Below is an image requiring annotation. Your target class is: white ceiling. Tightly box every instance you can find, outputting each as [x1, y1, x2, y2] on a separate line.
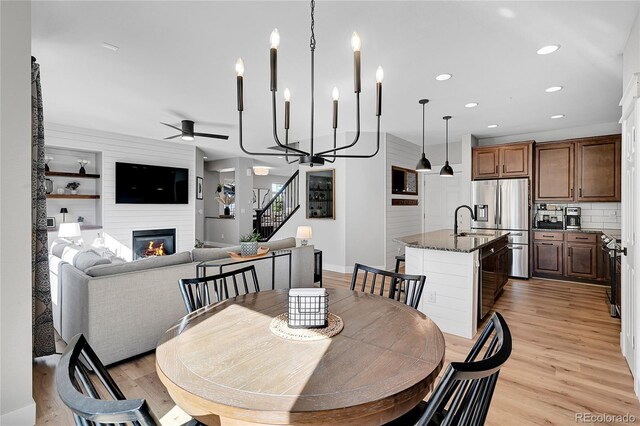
[32, 1, 639, 169]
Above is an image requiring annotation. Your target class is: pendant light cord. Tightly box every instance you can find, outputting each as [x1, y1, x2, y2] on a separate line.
[309, 0, 316, 156]
[422, 103, 425, 153]
[445, 117, 449, 161]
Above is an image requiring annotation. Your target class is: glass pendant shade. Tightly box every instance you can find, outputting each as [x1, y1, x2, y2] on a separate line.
[440, 161, 454, 177]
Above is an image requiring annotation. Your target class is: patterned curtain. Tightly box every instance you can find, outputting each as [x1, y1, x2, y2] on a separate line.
[32, 59, 55, 357]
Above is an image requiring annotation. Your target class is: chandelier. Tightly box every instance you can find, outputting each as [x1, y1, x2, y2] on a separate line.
[235, 0, 384, 167]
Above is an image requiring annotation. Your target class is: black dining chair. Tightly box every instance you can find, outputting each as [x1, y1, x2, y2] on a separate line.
[386, 312, 513, 426]
[394, 254, 405, 273]
[350, 263, 426, 309]
[56, 333, 159, 425]
[179, 265, 260, 314]
[57, 334, 203, 426]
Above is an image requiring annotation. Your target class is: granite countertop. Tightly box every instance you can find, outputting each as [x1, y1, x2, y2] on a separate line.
[394, 229, 510, 253]
[532, 227, 621, 236]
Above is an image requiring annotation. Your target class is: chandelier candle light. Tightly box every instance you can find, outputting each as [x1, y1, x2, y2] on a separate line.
[235, 0, 384, 166]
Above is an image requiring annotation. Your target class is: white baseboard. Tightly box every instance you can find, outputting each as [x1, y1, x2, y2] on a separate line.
[1, 400, 36, 426]
[323, 264, 388, 274]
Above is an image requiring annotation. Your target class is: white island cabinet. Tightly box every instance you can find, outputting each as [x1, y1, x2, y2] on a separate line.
[395, 229, 510, 339]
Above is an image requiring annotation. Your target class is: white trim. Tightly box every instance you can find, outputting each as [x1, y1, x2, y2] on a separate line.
[620, 73, 640, 122]
[323, 263, 349, 273]
[0, 401, 36, 426]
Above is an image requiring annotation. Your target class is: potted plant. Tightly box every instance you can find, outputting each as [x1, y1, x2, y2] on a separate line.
[66, 181, 80, 195]
[239, 229, 261, 256]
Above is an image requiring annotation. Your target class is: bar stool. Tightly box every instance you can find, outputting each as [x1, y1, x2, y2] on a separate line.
[394, 254, 405, 273]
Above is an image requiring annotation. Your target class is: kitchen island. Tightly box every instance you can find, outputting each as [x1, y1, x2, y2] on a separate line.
[394, 229, 510, 338]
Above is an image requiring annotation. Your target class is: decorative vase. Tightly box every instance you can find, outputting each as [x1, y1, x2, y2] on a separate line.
[78, 166, 86, 175]
[240, 241, 258, 257]
[45, 178, 53, 194]
[71, 190, 78, 195]
[224, 206, 231, 216]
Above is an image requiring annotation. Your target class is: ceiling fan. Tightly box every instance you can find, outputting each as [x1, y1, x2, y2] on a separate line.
[161, 120, 229, 141]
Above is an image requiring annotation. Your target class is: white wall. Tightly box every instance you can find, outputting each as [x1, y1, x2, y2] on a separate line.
[0, 1, 36, 424]
[45, 124, 196, 260]
[478, 122, 621, 146]
[623, 9, 640, 90]
[385, 133, 422, 269]
[195, 148, 205, 241]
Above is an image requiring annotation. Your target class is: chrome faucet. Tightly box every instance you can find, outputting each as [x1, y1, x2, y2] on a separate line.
[454, 205, 476, 236]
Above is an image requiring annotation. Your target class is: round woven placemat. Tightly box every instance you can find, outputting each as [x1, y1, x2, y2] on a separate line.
[269, 313, 344, 341]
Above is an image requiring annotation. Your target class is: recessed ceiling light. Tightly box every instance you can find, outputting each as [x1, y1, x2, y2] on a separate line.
[465, 102, 478, 108]
[277, 156, 283, 159]
[545, 86, 563, 93]
[203, 156, 208, 159]
[101, 42, 120, 52]
[551, 114, 565, 119]
[435, 73, 452, 81]
[537, 45, 560, 55]
[487, 124, 499, 128]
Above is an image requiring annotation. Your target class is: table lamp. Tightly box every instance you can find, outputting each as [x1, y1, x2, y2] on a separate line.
[58, 222, 82, 243]
[296, 226, 313, 246]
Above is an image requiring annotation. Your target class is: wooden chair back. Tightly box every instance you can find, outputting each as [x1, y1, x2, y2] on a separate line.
[350, 263, 426, 309]
[179, 265, 260, 314]
[56, 334, 159, 425]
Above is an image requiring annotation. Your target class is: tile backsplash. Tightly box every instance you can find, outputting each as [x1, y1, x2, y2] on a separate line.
[534, 202, 621, 230]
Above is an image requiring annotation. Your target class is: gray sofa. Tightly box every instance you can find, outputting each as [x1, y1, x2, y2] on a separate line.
[49, 237, 314, 365]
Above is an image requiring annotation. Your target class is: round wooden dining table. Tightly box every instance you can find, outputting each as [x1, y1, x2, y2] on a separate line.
[156, 288, 445, 425]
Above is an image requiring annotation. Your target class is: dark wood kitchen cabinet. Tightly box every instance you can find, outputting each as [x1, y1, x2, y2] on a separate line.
[566, 242, 597, 279]
[472, 141, 533, 180]
[535, 142, 574, 201]
[534, 135, 621, 202]
[575, 136, 621, 202]
[533, 241, 564, 276]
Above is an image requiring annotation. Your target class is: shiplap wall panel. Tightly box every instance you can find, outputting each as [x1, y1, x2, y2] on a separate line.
[385, 134, 422, 269]
[45, 124, 195, 260]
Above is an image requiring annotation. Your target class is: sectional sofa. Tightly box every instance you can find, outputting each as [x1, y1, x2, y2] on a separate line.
[49, 237, 314, 365]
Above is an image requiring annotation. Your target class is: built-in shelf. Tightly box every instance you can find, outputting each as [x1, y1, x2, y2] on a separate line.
[47, 225, 103, 232]
[47, 194, 100, 199]
[46, 171, 100, 179]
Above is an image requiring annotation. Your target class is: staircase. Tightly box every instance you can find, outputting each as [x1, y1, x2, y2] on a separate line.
[254, 171, 300, 241]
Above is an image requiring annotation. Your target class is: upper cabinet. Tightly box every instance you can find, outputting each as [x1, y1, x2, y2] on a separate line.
[534, 135, 621, 202]
[575, 136, 621, 202]
[472, 141, 533, 180]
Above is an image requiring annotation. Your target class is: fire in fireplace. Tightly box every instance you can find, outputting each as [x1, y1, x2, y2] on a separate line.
[132, 229, 176, 260]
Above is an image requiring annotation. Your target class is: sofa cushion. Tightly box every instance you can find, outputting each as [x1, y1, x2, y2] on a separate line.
[192, 246, 238, 262]
[60, 245, 91, 265]
[85, 251, 193, 277]
[50, 238, 74, 258]
[262, 237, 296, 251]
[74, 250, 111, 272]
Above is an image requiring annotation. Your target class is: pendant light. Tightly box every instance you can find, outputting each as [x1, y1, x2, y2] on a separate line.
[440, 115, 454, 177]
[416, 99, 432, 171]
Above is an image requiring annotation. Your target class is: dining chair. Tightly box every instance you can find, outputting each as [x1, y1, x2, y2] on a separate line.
[394, 254, 405, 273]
[386, 312, 512, 426]
[57, 334, 203, 426]
[56, 333, 159, 425]
[350, 263, 425, 309]
[179, 265, 260, 314]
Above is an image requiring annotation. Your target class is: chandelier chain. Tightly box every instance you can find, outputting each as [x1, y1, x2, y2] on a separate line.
[310, 0, 316, 51]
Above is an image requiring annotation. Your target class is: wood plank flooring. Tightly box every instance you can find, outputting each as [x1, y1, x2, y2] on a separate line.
[33, 274, 639, 425]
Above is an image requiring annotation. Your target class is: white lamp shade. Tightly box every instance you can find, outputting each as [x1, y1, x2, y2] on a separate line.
[253, 166, 269, 176]
[58, 222, 82, 239]
[296, 226, 313, 240]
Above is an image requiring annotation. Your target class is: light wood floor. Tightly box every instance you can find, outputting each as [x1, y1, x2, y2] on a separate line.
[34, 273, 639, 425]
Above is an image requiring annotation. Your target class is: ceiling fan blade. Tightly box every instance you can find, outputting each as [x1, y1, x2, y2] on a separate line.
[194, 132, 230, 140]
[164, 134, 181, 140]
[160, 122, 184, 133]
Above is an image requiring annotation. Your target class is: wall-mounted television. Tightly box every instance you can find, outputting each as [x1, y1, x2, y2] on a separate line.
[115, 162, 188, 204]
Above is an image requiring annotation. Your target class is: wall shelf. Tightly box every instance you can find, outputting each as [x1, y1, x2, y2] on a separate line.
[46, 171, 100, 179]
[47, 194, 100, 199]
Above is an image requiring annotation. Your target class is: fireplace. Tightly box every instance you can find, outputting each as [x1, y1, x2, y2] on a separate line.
[132, 229, 176, 260]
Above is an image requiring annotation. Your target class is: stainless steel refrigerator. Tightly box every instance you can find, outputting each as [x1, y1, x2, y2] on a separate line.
[472, 178, 530, 278]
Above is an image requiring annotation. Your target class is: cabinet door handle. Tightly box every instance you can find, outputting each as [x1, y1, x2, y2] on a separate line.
[576, 237, 589, 240]
[568, 247, 573, 256]
[503, 164, 506, 173]
[495, 165, 499, 174]
[579, 188, 582, 197]
[570, 188, 574, 197]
